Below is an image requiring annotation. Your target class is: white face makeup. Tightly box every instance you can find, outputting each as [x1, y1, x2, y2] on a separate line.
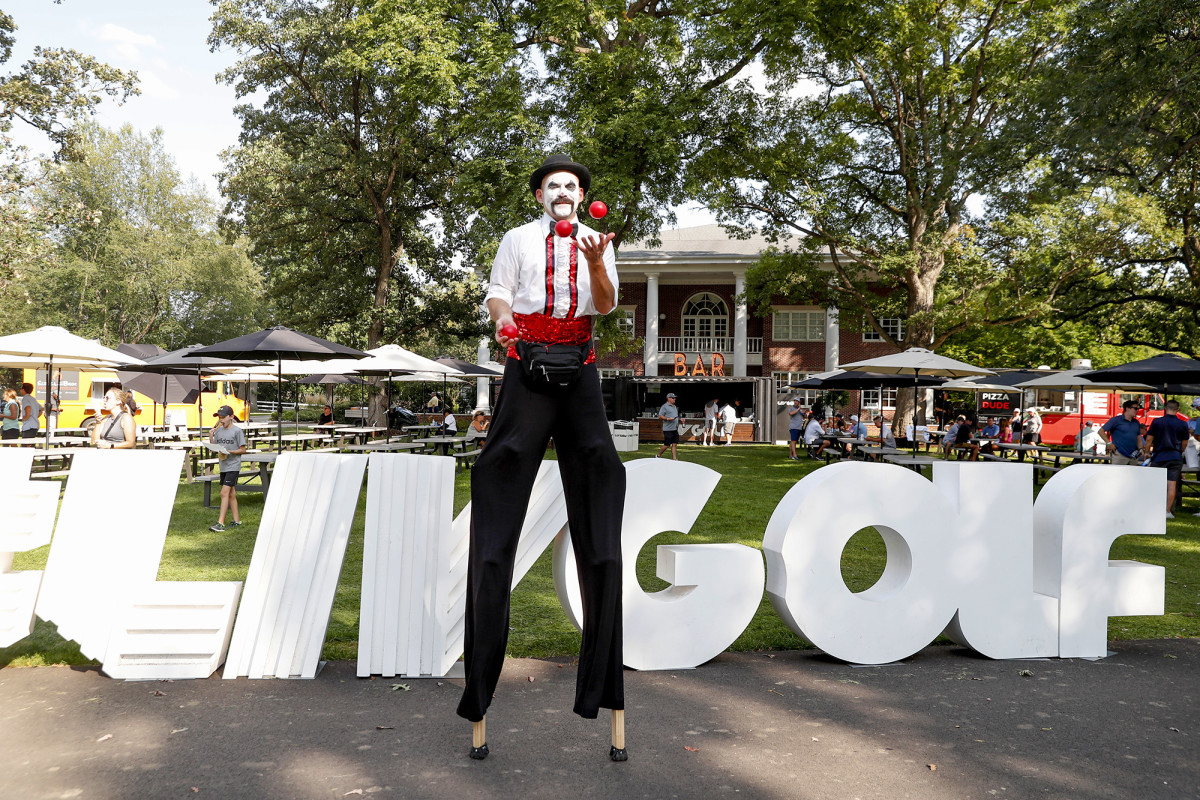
[537, 171, 583, 221]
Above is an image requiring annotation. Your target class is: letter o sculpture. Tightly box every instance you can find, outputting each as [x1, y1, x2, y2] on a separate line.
[763, 461, 958, 664]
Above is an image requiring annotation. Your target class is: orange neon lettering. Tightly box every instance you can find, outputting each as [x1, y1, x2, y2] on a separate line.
[711, 353, 725, 377]
[674, 353, 687, 376]
[692, 356, 708, 377]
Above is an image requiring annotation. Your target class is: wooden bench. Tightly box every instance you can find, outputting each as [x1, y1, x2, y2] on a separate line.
[29, 469, 70, 480]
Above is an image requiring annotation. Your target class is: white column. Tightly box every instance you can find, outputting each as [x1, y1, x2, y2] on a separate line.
[476, 338, 491, 412]
[824, 307, 840, 371]
[733, 271, 747, 377]
[644, 273, 660, 377]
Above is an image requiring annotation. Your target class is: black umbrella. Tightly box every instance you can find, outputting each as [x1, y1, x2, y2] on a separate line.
[1081, 354, 1200, 388]
[191, 326, 368, 450]
[298, 373, 365, 418]
[122, 345, 266, 431]
[432, 355, 502, 378]
[790, 371, 946, 435]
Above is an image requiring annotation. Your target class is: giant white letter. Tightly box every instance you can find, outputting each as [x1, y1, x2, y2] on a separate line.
[763, 461, 958, 664]
[1033, 465, 1165, 658]
[936, 462, 1059, 658]
[554, 460, 765, 670]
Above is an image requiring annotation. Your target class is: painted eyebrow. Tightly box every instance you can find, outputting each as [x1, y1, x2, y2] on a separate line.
[546, 179, 577, 189]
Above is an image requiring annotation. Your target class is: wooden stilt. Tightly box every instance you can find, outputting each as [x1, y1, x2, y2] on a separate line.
[469, 717, 488, 760]
[609, 709, 628, 761]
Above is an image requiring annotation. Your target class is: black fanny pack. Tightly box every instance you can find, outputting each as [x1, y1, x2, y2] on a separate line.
[516, 340, 592, 387]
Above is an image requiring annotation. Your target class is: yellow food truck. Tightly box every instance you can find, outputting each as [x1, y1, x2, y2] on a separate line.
[24, 367, 248, 434]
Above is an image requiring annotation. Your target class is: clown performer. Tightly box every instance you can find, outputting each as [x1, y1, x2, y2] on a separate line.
[457, 154, 627, 762]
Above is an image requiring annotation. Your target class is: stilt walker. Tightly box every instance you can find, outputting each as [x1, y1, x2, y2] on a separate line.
[458, 154, 627, 762]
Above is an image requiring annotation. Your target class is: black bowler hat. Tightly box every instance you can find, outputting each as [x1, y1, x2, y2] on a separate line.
[529, 153, 591, 197]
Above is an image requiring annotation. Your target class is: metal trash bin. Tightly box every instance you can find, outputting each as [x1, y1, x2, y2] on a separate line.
[610, 420, 638, 452]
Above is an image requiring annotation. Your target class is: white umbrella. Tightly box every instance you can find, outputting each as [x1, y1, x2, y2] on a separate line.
[839, 347, 993, 454]
[312, 345, 463, 430]
[0, 326, 145, 367]
[0, 326, 145, 446]
[388, 372, 465, 384]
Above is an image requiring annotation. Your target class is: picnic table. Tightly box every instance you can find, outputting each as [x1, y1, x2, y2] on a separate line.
[882, 453, 941, 473]
[154, 440, 211, 482]
[337, 426, 389, 445]
[413, 435, 469, 455]
[269, 433, 332, 451]
[996, 442, 1051, 462]
[343, 441, 424, 453]
[1047, 450, 1112, 469]
[201, 452, 277, 509]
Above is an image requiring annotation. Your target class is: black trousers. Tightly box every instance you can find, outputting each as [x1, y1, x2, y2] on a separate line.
[456, 360, 625, 722]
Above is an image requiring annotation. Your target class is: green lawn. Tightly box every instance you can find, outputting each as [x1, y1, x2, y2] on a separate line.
[3, 444, 1198, 667]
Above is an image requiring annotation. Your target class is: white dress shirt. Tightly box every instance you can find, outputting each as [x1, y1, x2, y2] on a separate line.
[486, 214, 618, 318]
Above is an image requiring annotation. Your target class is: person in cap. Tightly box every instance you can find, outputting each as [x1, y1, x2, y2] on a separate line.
[208, 405, 247, 532]
[656, 392, 680, 460]
[1144, 399, 1189, 517]
[460, 153, 626, 761]
[1101, 399, 1144, 466]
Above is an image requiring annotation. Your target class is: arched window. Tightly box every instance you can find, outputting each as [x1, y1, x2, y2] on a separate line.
[682, 292, 729, 350]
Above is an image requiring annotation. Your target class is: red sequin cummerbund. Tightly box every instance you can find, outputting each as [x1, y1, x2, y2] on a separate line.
[507, 313, 595, 363]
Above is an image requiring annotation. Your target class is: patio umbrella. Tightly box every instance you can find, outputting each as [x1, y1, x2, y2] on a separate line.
[125, 345, 266, 431]
[314, 345, 463, 432]
[939, 370, 1051, 424]
[1015, 370, 1157, 447]
[115, 344, 201, 426]
[298, 373, 365, 415]
[190, 326, 368, 451]
[0, 325, 145, 446]
[1081, 354, 1200, 388]
[839, 347, 993, 454]
[791, 370, 946, 427]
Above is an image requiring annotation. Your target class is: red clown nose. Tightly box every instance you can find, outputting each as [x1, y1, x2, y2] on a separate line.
[554, 219, 574, 238]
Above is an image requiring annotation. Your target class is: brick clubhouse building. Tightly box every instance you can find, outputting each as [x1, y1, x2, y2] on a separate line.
[582, 224, 906, 441]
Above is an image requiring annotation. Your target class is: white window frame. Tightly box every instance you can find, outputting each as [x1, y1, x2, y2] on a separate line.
[682, 292, 729, 342]
[863, 317, 906, 342]
[614, 306, 636, 337]
[773, 371, 821, 406]
[772, 309, 826, 342]
[861, 387, 898, 410]
[598, 368, 635, 378]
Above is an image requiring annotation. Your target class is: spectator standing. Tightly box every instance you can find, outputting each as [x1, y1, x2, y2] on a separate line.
[656, 392, 680, 460]
[208, 405, 248, 532]
[1144, 399, 1189, 518]
[1022, 408, 1043, 444]
[786, 398, 805, 460]
[1010, 408, 1023, 441]
[46, 392, 61, 433]
[1101, 400, 1143, 465]
[90, 388, 135, 449]
[702, 397, 718, 446]
[1, 389, 20, 440]
[720, 400, 738, 446]
[18, 382, 42, 439]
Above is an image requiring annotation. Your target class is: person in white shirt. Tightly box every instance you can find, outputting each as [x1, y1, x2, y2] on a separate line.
[460, 154, 625, 761]
[803, 414, 829, 456]
[720, 401, 738, 445]
[702, 397, 719, 446]
[442, 412, 457, 435]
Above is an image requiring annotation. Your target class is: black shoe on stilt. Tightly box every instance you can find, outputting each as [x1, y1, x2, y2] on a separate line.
[609, 745, 628, 762]
[469, 743, 489, 760]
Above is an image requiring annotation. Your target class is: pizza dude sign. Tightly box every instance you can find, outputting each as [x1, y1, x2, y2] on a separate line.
[0, 451, 1166, 681]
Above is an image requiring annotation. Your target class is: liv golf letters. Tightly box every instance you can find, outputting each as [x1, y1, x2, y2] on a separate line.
[0, 451, 1166, 681]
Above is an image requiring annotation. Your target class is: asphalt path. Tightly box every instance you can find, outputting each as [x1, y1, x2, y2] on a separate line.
[1, 640, 1197, 800]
